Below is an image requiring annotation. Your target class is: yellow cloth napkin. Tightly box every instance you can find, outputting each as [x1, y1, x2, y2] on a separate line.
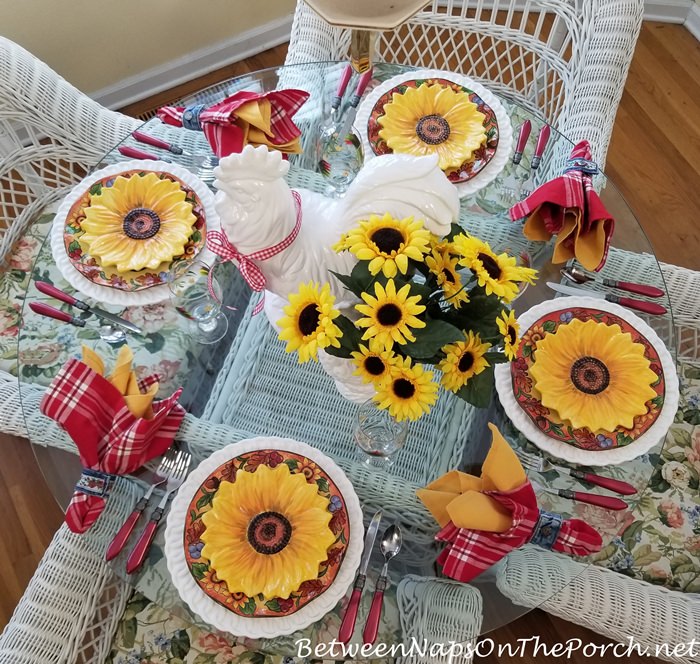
[416, 423, 526, 533]
[235, 98, 303, 154]
[82, 346, 158, 419]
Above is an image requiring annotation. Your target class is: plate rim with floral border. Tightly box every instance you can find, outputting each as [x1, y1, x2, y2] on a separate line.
[494, 296, 679, 466]
[164, 436, 364, 639]
[182, 447, 351, 619]
[354, 68, 513, 198]
[50, 160, 220, 306]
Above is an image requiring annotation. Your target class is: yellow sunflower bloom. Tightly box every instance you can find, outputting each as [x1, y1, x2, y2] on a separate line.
[351, 340, 399, 384]
[355, 279, 426, 349]
[374, 356, 439, 421]
[278, 282, 342, 363]
[438, 331, 491, 392]
[80, 172, 197, 272]
[497, 310, 520, 360]
[378, 84, 487, 170]
[453, 234, 536, 302]
[339, 213, 431, 278]
[201, 464, 336, 599]
[529, 319, 658, 432]
[425, 247, 469, 308]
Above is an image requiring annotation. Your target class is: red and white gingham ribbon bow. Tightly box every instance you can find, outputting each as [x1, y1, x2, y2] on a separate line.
[206, 189, 302, 313]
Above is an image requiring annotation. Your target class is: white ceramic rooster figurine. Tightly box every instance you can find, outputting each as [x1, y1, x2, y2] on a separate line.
[212, 144, 460, 311]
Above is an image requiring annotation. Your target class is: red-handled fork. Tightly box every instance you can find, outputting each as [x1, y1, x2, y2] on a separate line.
[105, 450, 178, 561]
[126, 449, 191, 574]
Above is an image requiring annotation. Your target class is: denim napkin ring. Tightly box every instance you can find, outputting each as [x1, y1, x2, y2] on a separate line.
[75, 468, 115, 498]
[182, 104, 206, 131]
[531, 510, 564, 549]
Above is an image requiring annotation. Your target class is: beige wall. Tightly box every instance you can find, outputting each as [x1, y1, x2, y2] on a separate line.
[0, 0, 295, 93]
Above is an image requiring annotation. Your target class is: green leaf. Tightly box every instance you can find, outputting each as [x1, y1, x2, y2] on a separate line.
[284, 458, 298, 471]
[455, 365, 495, 409]
[241, 596, 257, 615]
[170, 629, 190, 659]
[265, 599, 281, 612]
[402, 319, 463, 359]
[120, 616, 137, 649]
[633, 544, 662, 567]
[143, 332, 165, 354]
[125, 591, 151, 616]
[324, 314, 361, 359]
[542, 320, 557, 332]
[445, 222, 466, 241]
[88, 182, 102, 195]
[196, 491, 214, 510]
[316, 477, 330, 493]
[670, 553, 694, 572]
[190, 562, 209, 580]
[621, 521, 643, 549]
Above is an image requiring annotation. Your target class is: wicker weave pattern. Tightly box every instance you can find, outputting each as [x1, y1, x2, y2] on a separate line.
[498, 546, 700, 664]
[285, 0, 644, 168]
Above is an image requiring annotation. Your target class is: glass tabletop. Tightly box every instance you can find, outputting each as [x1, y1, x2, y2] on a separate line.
[18, 61, 676, 648]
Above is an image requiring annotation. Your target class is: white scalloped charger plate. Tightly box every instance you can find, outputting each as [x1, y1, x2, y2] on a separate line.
[354, 69, 513, 198]
[494, 296, 679, 466]
[50, 160, 219, 306]
[164, 436, 364, 639]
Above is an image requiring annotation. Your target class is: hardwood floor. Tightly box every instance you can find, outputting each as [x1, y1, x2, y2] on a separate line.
[1, 21, 697, 662]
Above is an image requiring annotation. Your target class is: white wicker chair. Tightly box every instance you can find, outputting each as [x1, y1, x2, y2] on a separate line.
[495, 261, 700, 664]
[285, 0, 644, 170]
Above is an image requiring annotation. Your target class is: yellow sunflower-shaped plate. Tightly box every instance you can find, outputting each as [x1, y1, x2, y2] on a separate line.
[50, 160, 220, 306]
[165, 437, 364, 639]
[494, 296, 678, 466]
[355, 69, 513, 198]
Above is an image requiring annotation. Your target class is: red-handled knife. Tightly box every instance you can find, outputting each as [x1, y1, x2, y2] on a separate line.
[35, 281, 143, 334]
[531, 124, 551, 169]
[338, 510, 382, 643]
[339, 68, 374, 139]
[132, 130, 190, 156]
[118, 145, 170, 162]
[540, 486, 628, 511]
[600, 278, 664, 298]
[559, 468, 637, 496]
[331, 64, 354, 114]
[547, 282, 668, 315]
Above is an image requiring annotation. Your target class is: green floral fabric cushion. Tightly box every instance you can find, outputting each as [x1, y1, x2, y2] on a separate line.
[591, 362, 700, 591]
[0, 210, 196, 396]
[108, 589, 398, 664]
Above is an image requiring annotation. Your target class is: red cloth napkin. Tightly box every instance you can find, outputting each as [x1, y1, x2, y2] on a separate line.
[434, 482, 603, 583]
[509, 140, 614, 272]
[40, 357, 185, 533]
[157, 89, 310, 158]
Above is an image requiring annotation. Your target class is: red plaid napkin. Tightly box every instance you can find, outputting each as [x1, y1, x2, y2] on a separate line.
[157, 89, 310, 158]
[509, 140, 614, 272]
[434, 482, 603, 583]
[40, 357, 185, 533]
[417, 423, 602, 583]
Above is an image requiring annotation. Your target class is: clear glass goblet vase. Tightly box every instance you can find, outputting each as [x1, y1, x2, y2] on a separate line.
[168, 264, 228, 344]
[353, 399, 409, 470]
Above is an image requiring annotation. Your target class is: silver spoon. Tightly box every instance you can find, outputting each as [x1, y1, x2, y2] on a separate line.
[362, 524, 402, 645]
[561, 267, 665, 298]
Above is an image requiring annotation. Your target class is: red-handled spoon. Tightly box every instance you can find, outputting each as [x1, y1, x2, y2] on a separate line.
[609, 296, 667, 316]
[331, 64, 354, 113]
[531, 125, 551, 169]
[563, 268, 665, 298]
[512, 120, 532, 165]
[362, 524, 402, 646]
[565, 469, 637, 496]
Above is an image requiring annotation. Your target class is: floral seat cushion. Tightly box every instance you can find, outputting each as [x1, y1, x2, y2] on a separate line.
[1, 208, 196, 396]
[591, 362, 700, 591]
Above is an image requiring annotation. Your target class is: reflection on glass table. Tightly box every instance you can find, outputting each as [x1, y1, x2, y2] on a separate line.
[18, 61, 676, 649]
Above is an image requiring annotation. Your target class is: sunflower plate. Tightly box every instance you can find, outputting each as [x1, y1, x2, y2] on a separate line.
[367, 78, 498, 182]
[165, 437, 364, 638]
[494, 296, 679, 466]
[355, 69, 513, 199]
[50, 160, 219, 306]
[183, 449, 350, 618]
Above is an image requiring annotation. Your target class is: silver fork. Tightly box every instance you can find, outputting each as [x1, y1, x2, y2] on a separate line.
[514, 447, 637, 495]
[126, 448, 191, 574]
[105, 448, 179, 561]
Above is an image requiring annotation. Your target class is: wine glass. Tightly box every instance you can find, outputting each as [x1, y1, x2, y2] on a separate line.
[353, 399, 409, 469]
[168, 263, 228, 344]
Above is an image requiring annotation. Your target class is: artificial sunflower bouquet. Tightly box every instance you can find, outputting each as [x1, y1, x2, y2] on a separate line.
[278, 213, 537, 421]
